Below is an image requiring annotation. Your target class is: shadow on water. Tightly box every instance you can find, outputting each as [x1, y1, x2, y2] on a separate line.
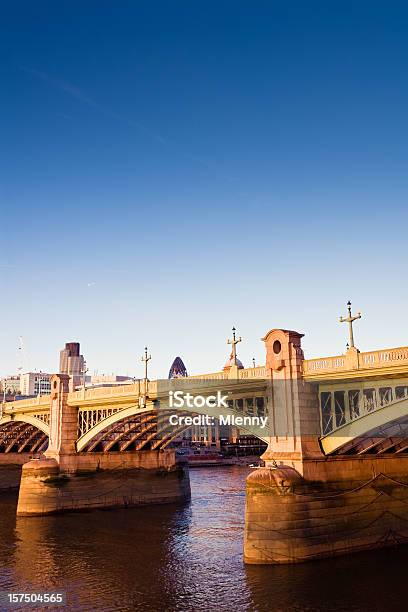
[0, 467, 407, 611]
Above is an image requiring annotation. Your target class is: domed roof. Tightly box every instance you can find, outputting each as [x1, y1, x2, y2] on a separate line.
[223, 352, 244, 371]
[168, 356, 188, 379]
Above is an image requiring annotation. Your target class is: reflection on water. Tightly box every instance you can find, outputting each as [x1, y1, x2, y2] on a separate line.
[0, 466, 406, 611]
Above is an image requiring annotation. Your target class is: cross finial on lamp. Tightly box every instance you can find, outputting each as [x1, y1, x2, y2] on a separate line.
[141, 346, 152, 381]
[340, 301, 362, 349]
[227, 326, 242, 366]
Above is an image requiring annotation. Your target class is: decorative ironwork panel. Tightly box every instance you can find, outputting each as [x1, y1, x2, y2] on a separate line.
[334, 391, 346, 428]
[348, 390, 360, 420]
[379, 387, 393, 407]
[33, 413, 50, 425]
[321, 392, 333, 435]
[77, 407, 122, 438]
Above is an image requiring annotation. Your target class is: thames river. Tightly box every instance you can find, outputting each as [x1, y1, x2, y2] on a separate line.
[0, 466, 406, 611]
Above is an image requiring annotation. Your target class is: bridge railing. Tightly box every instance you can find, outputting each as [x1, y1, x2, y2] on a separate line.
[304, 355, 346, 374]
[360, 347, 408, 367]
[3, 394, 51, 414]
[304, 345, 408, 377]
[187, 371, 229, 381]
[69, 381, 158, 402]
[239, 366, 268, 379]
[187, 366, 268, 381]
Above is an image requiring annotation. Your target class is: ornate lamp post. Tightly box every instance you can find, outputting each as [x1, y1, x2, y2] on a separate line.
[227, 327, 242, 366]
[82, 360, 89, 390]
[141, 347, 151, 406]
[339, 301, 362, 349]
[37, 371, 42, 397]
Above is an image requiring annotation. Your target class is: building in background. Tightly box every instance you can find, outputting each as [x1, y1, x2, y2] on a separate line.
[1, 375, 21, 396]
[59, 342, 85, 389]
[89, 374, 133, 387]
[19, 372, 52, 396]
[222, 434, 267, 457]
[168, 357, 188, 379]
[223, 353, 244, 371]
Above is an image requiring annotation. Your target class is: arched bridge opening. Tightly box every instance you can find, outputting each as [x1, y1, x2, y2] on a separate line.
[76, 401, 270, 453]
[319, 381, 408, 455]
[0, 417, 49, 454]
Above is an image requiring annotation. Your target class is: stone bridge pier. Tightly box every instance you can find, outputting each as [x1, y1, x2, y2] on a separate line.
[0, 455, 31, 492]
[0, 419, 48, 493]
[17, 375, 190, 516]
[244, 329, 408, 564]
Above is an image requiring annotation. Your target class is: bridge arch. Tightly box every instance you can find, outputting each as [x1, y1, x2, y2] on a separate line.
[0, 416, 49, 454]
[320, 395, 408, 455]
[77, 405, 152, 451]
[76, 401, 269, 452]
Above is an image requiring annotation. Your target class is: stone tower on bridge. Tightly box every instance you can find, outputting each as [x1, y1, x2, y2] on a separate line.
[261, 328, 322, 473]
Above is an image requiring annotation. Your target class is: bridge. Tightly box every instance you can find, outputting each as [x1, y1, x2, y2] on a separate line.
[2, 317, 408, 564]
[3, 343, 408, 460]
[0, 366, 270, 457]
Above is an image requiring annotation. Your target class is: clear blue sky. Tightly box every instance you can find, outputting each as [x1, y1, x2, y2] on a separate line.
[1, 1, 408, 378]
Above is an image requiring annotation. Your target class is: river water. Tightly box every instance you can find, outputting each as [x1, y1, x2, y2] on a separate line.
[0, 465, 406, 611]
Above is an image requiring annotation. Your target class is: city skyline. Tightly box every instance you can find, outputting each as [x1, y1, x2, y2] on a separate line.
[2, 1, 408, 377]
[0, 304, 403, 379]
